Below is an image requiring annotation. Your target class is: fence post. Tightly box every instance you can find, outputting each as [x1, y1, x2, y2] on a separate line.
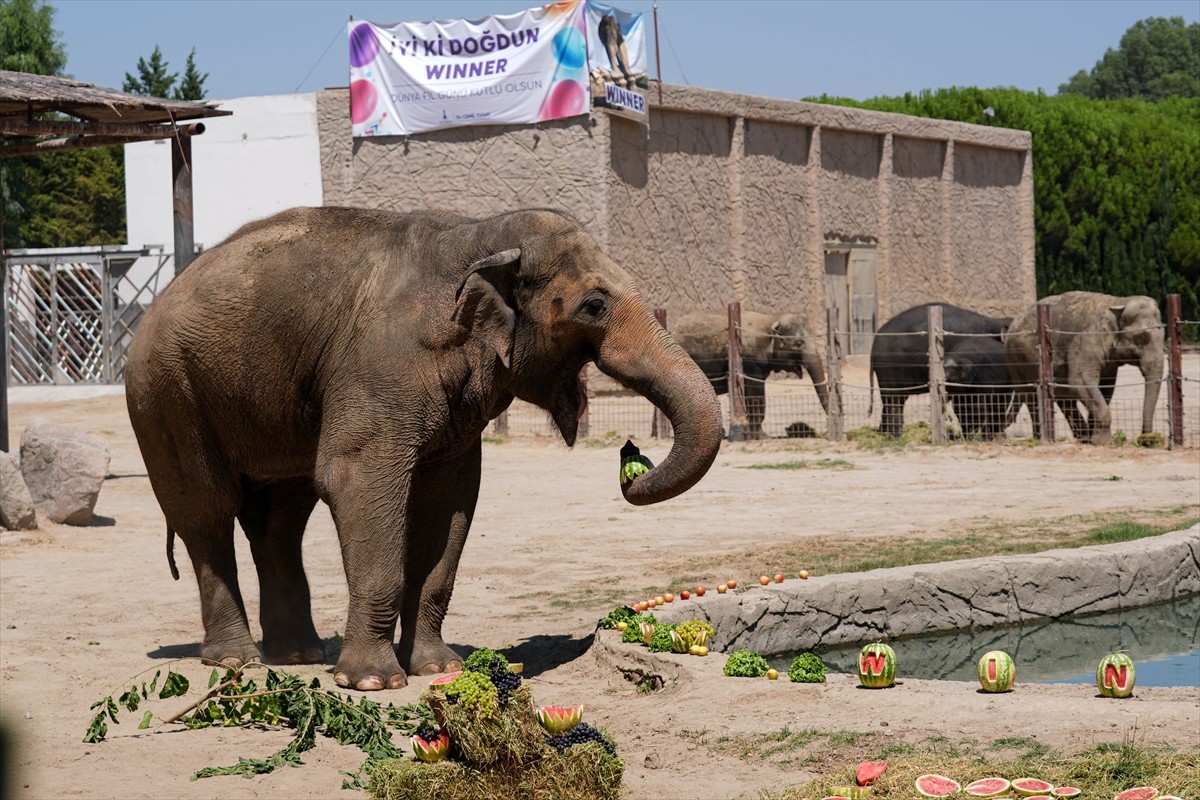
[826, 307, 844, 441]
[1036, 303, 1056, 442]
[1167, 293, 1183, 449]
[493, 410, 508, 436]
[577, 365, 590, 440]
[652, 308, 672, 438]
[927, 304, 947, 443]
[727, 302, 746, 441]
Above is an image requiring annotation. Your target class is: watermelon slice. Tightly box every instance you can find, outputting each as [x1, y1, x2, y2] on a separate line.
[830, 786, 872, 799]
[1051, 788, 1081, 798]
[821, 797, 852, 800]
[965, 778, 1012, 798]
[1113, 788, 1160, 800]
[916, 774, 961, 797]
[1013, 779, 1055, 796]
[856, 760, 888, 786]
[429, 670, 462, 686]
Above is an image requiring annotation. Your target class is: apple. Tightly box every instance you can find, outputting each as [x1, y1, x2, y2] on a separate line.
[774, 573, 785, 583]
[727, 579, 738, 590]
[759, 575, 770, 585]
[767, 668, 779, 680]
[798, 570, 810, 580]
[696, 646, 708, 656]
[663, 592, 674, 603]
[654, 595, 664, 605]
[695, 586, 706, 596]
[634, 602, 646, 612]
[716, 584, 728, 594]
[679, 590, 690, 600]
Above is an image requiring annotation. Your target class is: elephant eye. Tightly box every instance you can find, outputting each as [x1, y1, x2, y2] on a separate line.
[578, 294, 607, 321]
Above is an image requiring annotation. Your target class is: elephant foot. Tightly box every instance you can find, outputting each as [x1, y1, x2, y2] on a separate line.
[334, 641, 406, 691]
[200, 637, 261, 669]
[399, 639, 464, 677]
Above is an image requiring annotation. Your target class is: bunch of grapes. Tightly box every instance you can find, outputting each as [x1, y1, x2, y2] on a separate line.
[486, 655, 522, 706]
[443, 670, 498, 715]
[544, 722, 617, 756]
[413, 723, 443, 742]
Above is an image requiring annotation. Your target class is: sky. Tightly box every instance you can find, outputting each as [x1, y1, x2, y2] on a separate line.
[51, 0, 1200, 103]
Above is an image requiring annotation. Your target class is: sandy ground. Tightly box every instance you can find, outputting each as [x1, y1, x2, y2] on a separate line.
[2, 389, 1199, 800]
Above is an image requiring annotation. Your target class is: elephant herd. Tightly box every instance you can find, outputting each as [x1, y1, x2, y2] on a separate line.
[667, 292, 1165, 446]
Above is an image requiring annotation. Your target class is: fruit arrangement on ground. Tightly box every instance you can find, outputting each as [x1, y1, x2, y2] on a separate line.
[1096, 651, 1136, 698]
[723, 649, 770, 677]
[788, 652, 828, 683]
[977, 650, 1017, 693]
[857, 642, 897, 688]
[367, 647, 623, 800]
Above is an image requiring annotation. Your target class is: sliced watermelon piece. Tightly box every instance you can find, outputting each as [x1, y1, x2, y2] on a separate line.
[1024, 796, 1054, 800]
[1113, 788, 1160, 800]
[1013, 778, 1055, 796]
[830, 786, 871, 799]
[965, 777, 1012, 798]
[856, 760, 887, 786]
[429, 670, 462, 686]
[916, 774, 961, 797]
[1153, 796, 1182, 800]
[1051, 788, 1081, 798]
[821, 797, 852, 800]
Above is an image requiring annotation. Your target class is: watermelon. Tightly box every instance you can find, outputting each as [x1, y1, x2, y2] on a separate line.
[1097, 651, 1136, 698]
[1153, 796, 1182, 800]
[1012, 778, 1055, 796]
[965, 777, 1011, 797]
[856, 760, 888, 786]
[821, 797, 853, 800]
[830, 786, 872, 799]
[857, 642, 896, 689]
[915, 774, 961, 797]
[977, 650, 1016, 692]
[1113, 788, 1159, 800]
[429, 670, 462, 686]
[1051, 788, 1081, 798]
[411, 729, 450, 762]
[536, 704, 584, 734]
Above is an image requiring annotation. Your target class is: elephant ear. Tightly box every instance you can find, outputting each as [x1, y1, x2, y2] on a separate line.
[452, 248, 521, 368]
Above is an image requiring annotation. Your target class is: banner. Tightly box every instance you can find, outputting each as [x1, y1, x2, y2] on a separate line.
[584, 1, 649, 124]
[348, 1, 589, 137]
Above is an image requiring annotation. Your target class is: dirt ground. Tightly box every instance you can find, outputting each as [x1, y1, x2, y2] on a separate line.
[2, 389, 1198, 800]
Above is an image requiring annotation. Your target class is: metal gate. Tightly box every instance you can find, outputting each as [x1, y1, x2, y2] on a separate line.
[4, 247, 173, 385]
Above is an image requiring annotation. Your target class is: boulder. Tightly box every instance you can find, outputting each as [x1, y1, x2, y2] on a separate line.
[19, 419, 111, 526]
[1, 451, 37, 530]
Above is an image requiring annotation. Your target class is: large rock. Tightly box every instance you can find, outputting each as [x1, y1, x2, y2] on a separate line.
[19, 419, 111, 526]
[1, 451, 37, 530]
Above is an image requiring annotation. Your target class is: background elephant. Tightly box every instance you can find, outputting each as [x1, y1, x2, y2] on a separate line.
[870, 303, 1012, 438]
[1005, 291, 1163, 444]
[125, 206, 723, 691]
[671, 311, 829, 439]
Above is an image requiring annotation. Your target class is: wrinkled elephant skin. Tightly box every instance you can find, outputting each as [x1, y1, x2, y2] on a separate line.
[125, 207, 723, 690]
[1005, 291, 1163, 444]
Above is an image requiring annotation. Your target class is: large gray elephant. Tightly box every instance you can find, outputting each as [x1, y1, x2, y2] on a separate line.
[125, 207, 723, 691]
[1005, 291, 1163, 444]
[670, 311, 829, 439]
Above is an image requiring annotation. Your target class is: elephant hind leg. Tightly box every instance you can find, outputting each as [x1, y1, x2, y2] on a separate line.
[879, 394, 906, 438]
[240, 478, 325, 665]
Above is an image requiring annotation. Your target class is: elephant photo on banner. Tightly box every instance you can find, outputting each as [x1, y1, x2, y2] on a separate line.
[671, 311, 830, 439]
[1005, 291, 1163, 444]
[125, 206, 723, 691]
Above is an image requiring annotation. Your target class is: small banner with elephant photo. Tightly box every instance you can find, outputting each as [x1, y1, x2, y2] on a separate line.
[348, 1, 591, 137]
[584, 1, 650, 126]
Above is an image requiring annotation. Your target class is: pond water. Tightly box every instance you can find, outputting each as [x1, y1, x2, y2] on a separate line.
[767, 593, 1200, 687]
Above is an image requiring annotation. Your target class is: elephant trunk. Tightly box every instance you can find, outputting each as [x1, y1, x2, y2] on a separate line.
[803, 344, 830, 414]
[596, 295, 724, 506]
[1139, 347, 1164, 435]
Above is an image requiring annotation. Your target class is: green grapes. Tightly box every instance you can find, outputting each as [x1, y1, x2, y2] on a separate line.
[674, 620, 715, 644]
[444, 670, 498, 716]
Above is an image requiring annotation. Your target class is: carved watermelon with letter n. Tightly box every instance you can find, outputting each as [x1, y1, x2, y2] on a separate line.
[1096, 651, 1136, 698]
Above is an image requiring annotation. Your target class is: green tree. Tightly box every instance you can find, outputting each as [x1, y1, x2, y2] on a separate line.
[173, 48, 207, 100]
[123, 45, 177, 98]
[0, 0, 66, 74]
[1060, 17, 1200, 101]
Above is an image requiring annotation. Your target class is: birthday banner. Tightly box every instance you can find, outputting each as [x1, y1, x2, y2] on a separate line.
[348, 1, 590, 137]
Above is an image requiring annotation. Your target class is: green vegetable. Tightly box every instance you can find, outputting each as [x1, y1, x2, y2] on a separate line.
[674, 619, 715, 645]
[647, 623, 678, 653]
[620, 613, 657, 643]
[597, 606, 637, 630]
[788, 652, 827, 683]
[463, 647, 508, 675]
[723, 649, 770, 677]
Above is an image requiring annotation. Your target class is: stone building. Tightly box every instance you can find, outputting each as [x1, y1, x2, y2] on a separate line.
[318, 83, 1034, 352]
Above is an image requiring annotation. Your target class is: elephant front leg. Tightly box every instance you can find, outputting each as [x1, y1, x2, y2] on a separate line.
[397, 444, 481, 676]
[322, 454, 411, 691]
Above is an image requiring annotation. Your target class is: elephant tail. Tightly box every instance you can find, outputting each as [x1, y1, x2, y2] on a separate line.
[166, 525, 180, 580]
[868, 367, 875, 417]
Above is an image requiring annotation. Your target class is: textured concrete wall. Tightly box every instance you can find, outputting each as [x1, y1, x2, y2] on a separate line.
[654, 526, 1200, 657]
[316, 83, 1035, 336]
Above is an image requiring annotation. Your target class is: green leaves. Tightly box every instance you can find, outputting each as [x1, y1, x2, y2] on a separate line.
[83, 667, 188, 743]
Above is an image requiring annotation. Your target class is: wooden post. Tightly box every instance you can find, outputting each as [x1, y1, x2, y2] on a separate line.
[1166, 293, 1183, 448]
[1, 195, 7, 452]
[172, 134, 196, 275]
[826, 307, 844, 441]
[577, 365, 589, 440]
[928, 305, 947, 443]
[1036, 303, 1056, 442]
[727, 302, 746, 441]
[652, 308, 672, 438]
[493, 410, 508, 436]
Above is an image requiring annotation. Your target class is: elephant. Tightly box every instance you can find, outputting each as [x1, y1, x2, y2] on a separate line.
[124, 206, 723, 691]
[870, 303, 1013, 439]
[670, 311, 829, 439]
[1005, 291, 1163, 444]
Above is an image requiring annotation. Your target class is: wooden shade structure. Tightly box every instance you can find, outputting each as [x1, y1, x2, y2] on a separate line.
[0, 70, 231, 451]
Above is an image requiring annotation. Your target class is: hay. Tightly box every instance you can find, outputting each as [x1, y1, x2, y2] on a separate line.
[368, 742, 625, 800]
[422, 682, 544, 767]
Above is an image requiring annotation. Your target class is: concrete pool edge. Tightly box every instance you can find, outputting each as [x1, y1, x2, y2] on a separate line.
[644, 525, 1200, 656]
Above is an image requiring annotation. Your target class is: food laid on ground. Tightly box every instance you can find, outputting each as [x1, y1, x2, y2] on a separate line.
[965, 777, 1012, 797]
[760, 575, 771, 585]
[1096, 651, 1136, 698]
[536, 705, 584, 735]
[727, 579, 739, 589]
[663, 592, 674, 602]
[723, 649, 770, 677]
[411, 724, 450, 763]
[774, 573, 785, 583]
[1112, 788, 1160, 800]
[798, 570, 810, 579]
[646, 623, 678, 653]
[597, 606, 637, 630]
[680, 590, 691, 600]
[430, 670, 463, 686]
[767, 668, 779, 680]
[1012, 777, 1055, 796]
[788, 652, 828, 683]
[977, 650, 1017, 693]
[695, 586, 706, 596]
[830, 785, 872, 799]
[915, 774, 962, 797]
[639, 622, 655, 645]
[717, 583, 728, 593]
[855, 760, 887, 786]
[1050, 788, 1080, 798]
[669, 630, 691, 653]
[857, 642, 897, 688]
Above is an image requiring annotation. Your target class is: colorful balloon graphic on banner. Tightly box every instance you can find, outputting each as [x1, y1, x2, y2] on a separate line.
[350, 79, 378, 125]
[349, 23, 381, 68]
[540, 19, 588, 121]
